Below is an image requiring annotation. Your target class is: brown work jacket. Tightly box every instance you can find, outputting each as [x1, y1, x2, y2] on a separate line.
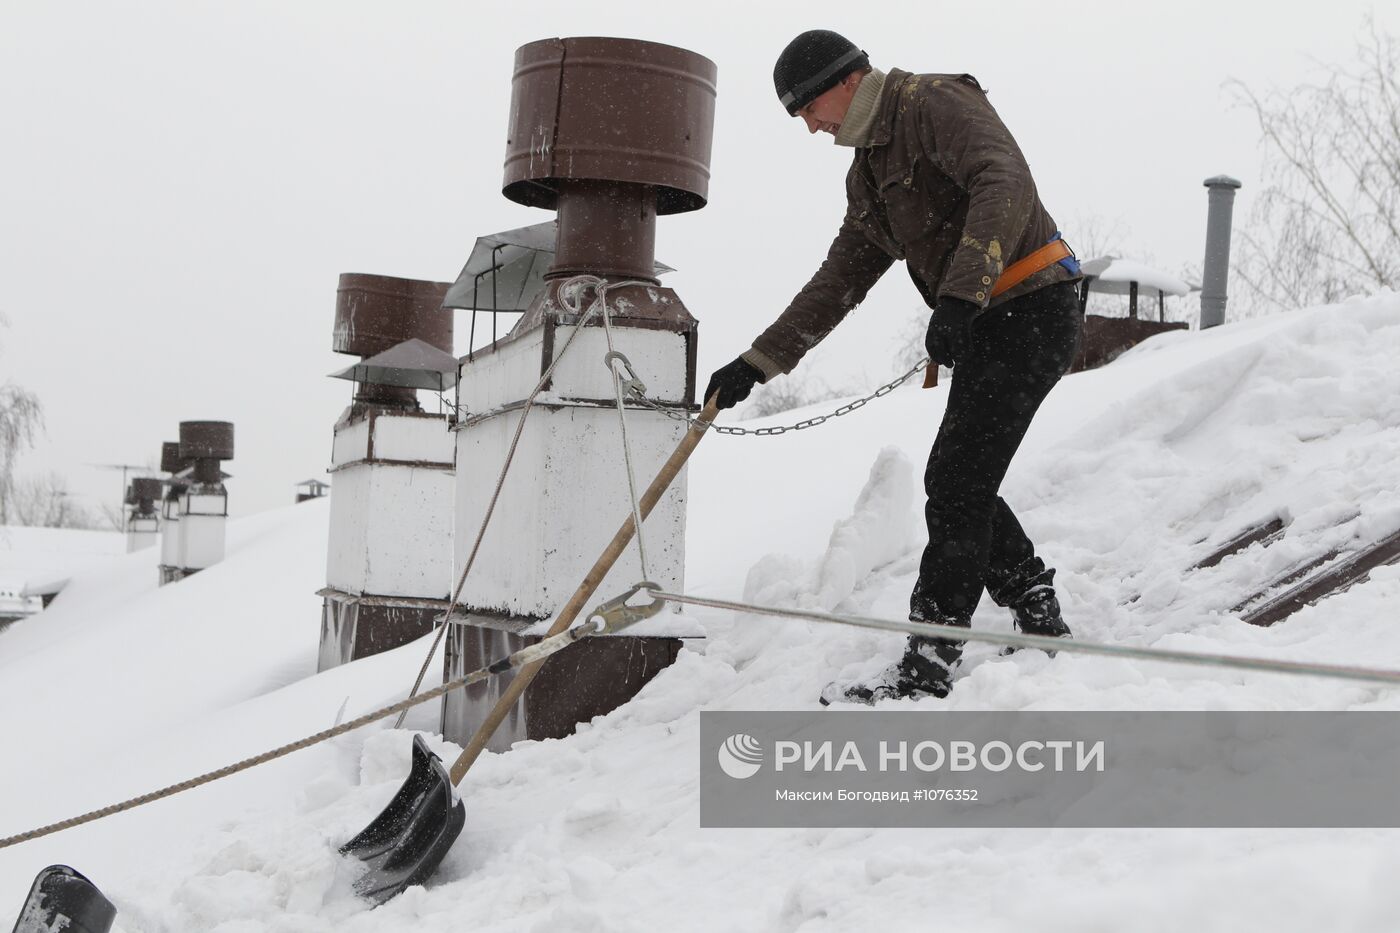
[749, 68, 1075, 378]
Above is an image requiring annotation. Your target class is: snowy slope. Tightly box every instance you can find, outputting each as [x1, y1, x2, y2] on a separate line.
[2, 293, 1399, 931]
[0, 525, 125, 595]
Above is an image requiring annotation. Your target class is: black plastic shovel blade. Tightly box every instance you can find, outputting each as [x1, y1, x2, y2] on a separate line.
[11, 865, 116, 933]
[340, 734, 466, 904]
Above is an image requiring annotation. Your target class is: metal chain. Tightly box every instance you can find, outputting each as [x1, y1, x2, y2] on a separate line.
[632, 358, 933, 437]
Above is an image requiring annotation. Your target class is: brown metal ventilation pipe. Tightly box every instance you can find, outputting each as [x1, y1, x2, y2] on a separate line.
[179, 421, 235, 487]
[126, 478, 163, 516]
[437, 37, 715, 757]
[125, 477, 164, 554]
[333, 274, 453, 414]
[159, 441, 190, 506]
[502, 37, 716, 287]
[550, 180, 659, 282]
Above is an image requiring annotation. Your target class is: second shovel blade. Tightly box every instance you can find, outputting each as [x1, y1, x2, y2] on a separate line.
[11, 865, 116, 933]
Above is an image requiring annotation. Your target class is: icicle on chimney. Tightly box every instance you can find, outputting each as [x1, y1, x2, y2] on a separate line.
[443, 36, 714, 752]
[317, 273, 457, 671]
[157, 441, 189, 584]
[124, 478, 162, 553]
[158, 421, 234, 584]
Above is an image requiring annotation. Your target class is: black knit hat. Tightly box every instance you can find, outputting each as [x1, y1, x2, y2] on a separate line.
[773, 30, 869, 116]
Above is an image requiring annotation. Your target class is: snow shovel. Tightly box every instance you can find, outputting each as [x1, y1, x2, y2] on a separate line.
[340, 396, 719, 902]
[11, 865, 115, 933]
[339, 734, 465, 905]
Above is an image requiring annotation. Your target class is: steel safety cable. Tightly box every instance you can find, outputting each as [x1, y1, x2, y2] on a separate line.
[639, 588, 1400, 687]
[595, 285, 655, 581]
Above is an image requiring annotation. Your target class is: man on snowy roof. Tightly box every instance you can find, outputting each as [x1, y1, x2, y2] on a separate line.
[704, 29, 1085, 705]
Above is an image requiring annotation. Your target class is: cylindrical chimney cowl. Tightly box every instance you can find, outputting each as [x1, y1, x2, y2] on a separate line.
[334, 273, 453, 409]
[502, 37, 717, 282]
[161, 441, 188, 476]
[1201, 175, 1242, 329]
[132, 477, 163, 503]
[333, 274, 453, 358]
[179, 421, 234, 486]
[128, 478, 163, 514]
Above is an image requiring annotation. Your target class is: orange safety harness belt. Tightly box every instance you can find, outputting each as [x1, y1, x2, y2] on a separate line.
[921, 238, 1074, 388]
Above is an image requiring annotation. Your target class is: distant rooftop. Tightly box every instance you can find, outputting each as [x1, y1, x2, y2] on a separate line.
[1081, 256, 1197, 297]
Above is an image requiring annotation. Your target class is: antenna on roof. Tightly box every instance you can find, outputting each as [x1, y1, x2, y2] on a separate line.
[87, 462, 152, 532]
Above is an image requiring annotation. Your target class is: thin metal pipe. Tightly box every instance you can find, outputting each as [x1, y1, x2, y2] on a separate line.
[491, 243, 504, 347]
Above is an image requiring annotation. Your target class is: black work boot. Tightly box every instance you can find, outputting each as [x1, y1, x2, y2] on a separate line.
[1000, 584, 1072, 656]
[820, 629, 961, 706]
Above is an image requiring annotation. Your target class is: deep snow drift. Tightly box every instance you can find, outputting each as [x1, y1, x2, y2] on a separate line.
[2, 293, 1399, 932]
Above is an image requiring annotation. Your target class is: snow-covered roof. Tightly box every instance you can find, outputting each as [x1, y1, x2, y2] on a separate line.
[0, 526, 124, 594]
[1081, 255, 1196, 297]
[4, 294, 1400, 928]
[15, 573, 69, 597]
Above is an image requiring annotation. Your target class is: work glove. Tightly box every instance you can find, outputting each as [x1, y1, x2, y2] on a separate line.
[924, 297, 981, 368]
[704, 356, 765, 410]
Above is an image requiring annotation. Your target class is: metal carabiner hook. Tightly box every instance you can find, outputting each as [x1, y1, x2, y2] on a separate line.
[588, 581, 664, 634]
[603, 350, 648, 398]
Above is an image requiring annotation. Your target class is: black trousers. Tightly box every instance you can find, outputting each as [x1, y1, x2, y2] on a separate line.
[909, 280, 1083, 658]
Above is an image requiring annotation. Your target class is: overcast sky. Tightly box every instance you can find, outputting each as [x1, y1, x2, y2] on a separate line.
[3, 0, 1396, 520]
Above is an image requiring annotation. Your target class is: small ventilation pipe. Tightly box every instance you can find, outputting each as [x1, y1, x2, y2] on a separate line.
[1200, 175, 1243, 329]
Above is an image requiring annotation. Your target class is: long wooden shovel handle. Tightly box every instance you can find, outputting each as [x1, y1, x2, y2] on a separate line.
[447, 397, 721, 785]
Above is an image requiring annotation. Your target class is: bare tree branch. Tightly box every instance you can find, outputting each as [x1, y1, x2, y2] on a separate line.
[1228, 21, 1400, 318]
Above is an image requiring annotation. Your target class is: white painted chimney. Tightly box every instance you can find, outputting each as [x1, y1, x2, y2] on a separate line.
[169, 421, 233, 582]
[439, 36, 714, 751]
[123, 478, 162, 553]
[317, 273, 457, 671]
[157, 441, 187, 585]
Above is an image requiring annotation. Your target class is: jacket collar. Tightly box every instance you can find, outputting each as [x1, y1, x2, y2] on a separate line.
[866, 67, 911, 148]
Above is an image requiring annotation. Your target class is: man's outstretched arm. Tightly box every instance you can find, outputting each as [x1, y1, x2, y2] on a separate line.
[745, 213, 894, 380]
[705, 213, 892, 409]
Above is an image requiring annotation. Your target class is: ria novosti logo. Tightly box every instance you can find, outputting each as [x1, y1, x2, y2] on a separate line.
[717, 733, 764, 779]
